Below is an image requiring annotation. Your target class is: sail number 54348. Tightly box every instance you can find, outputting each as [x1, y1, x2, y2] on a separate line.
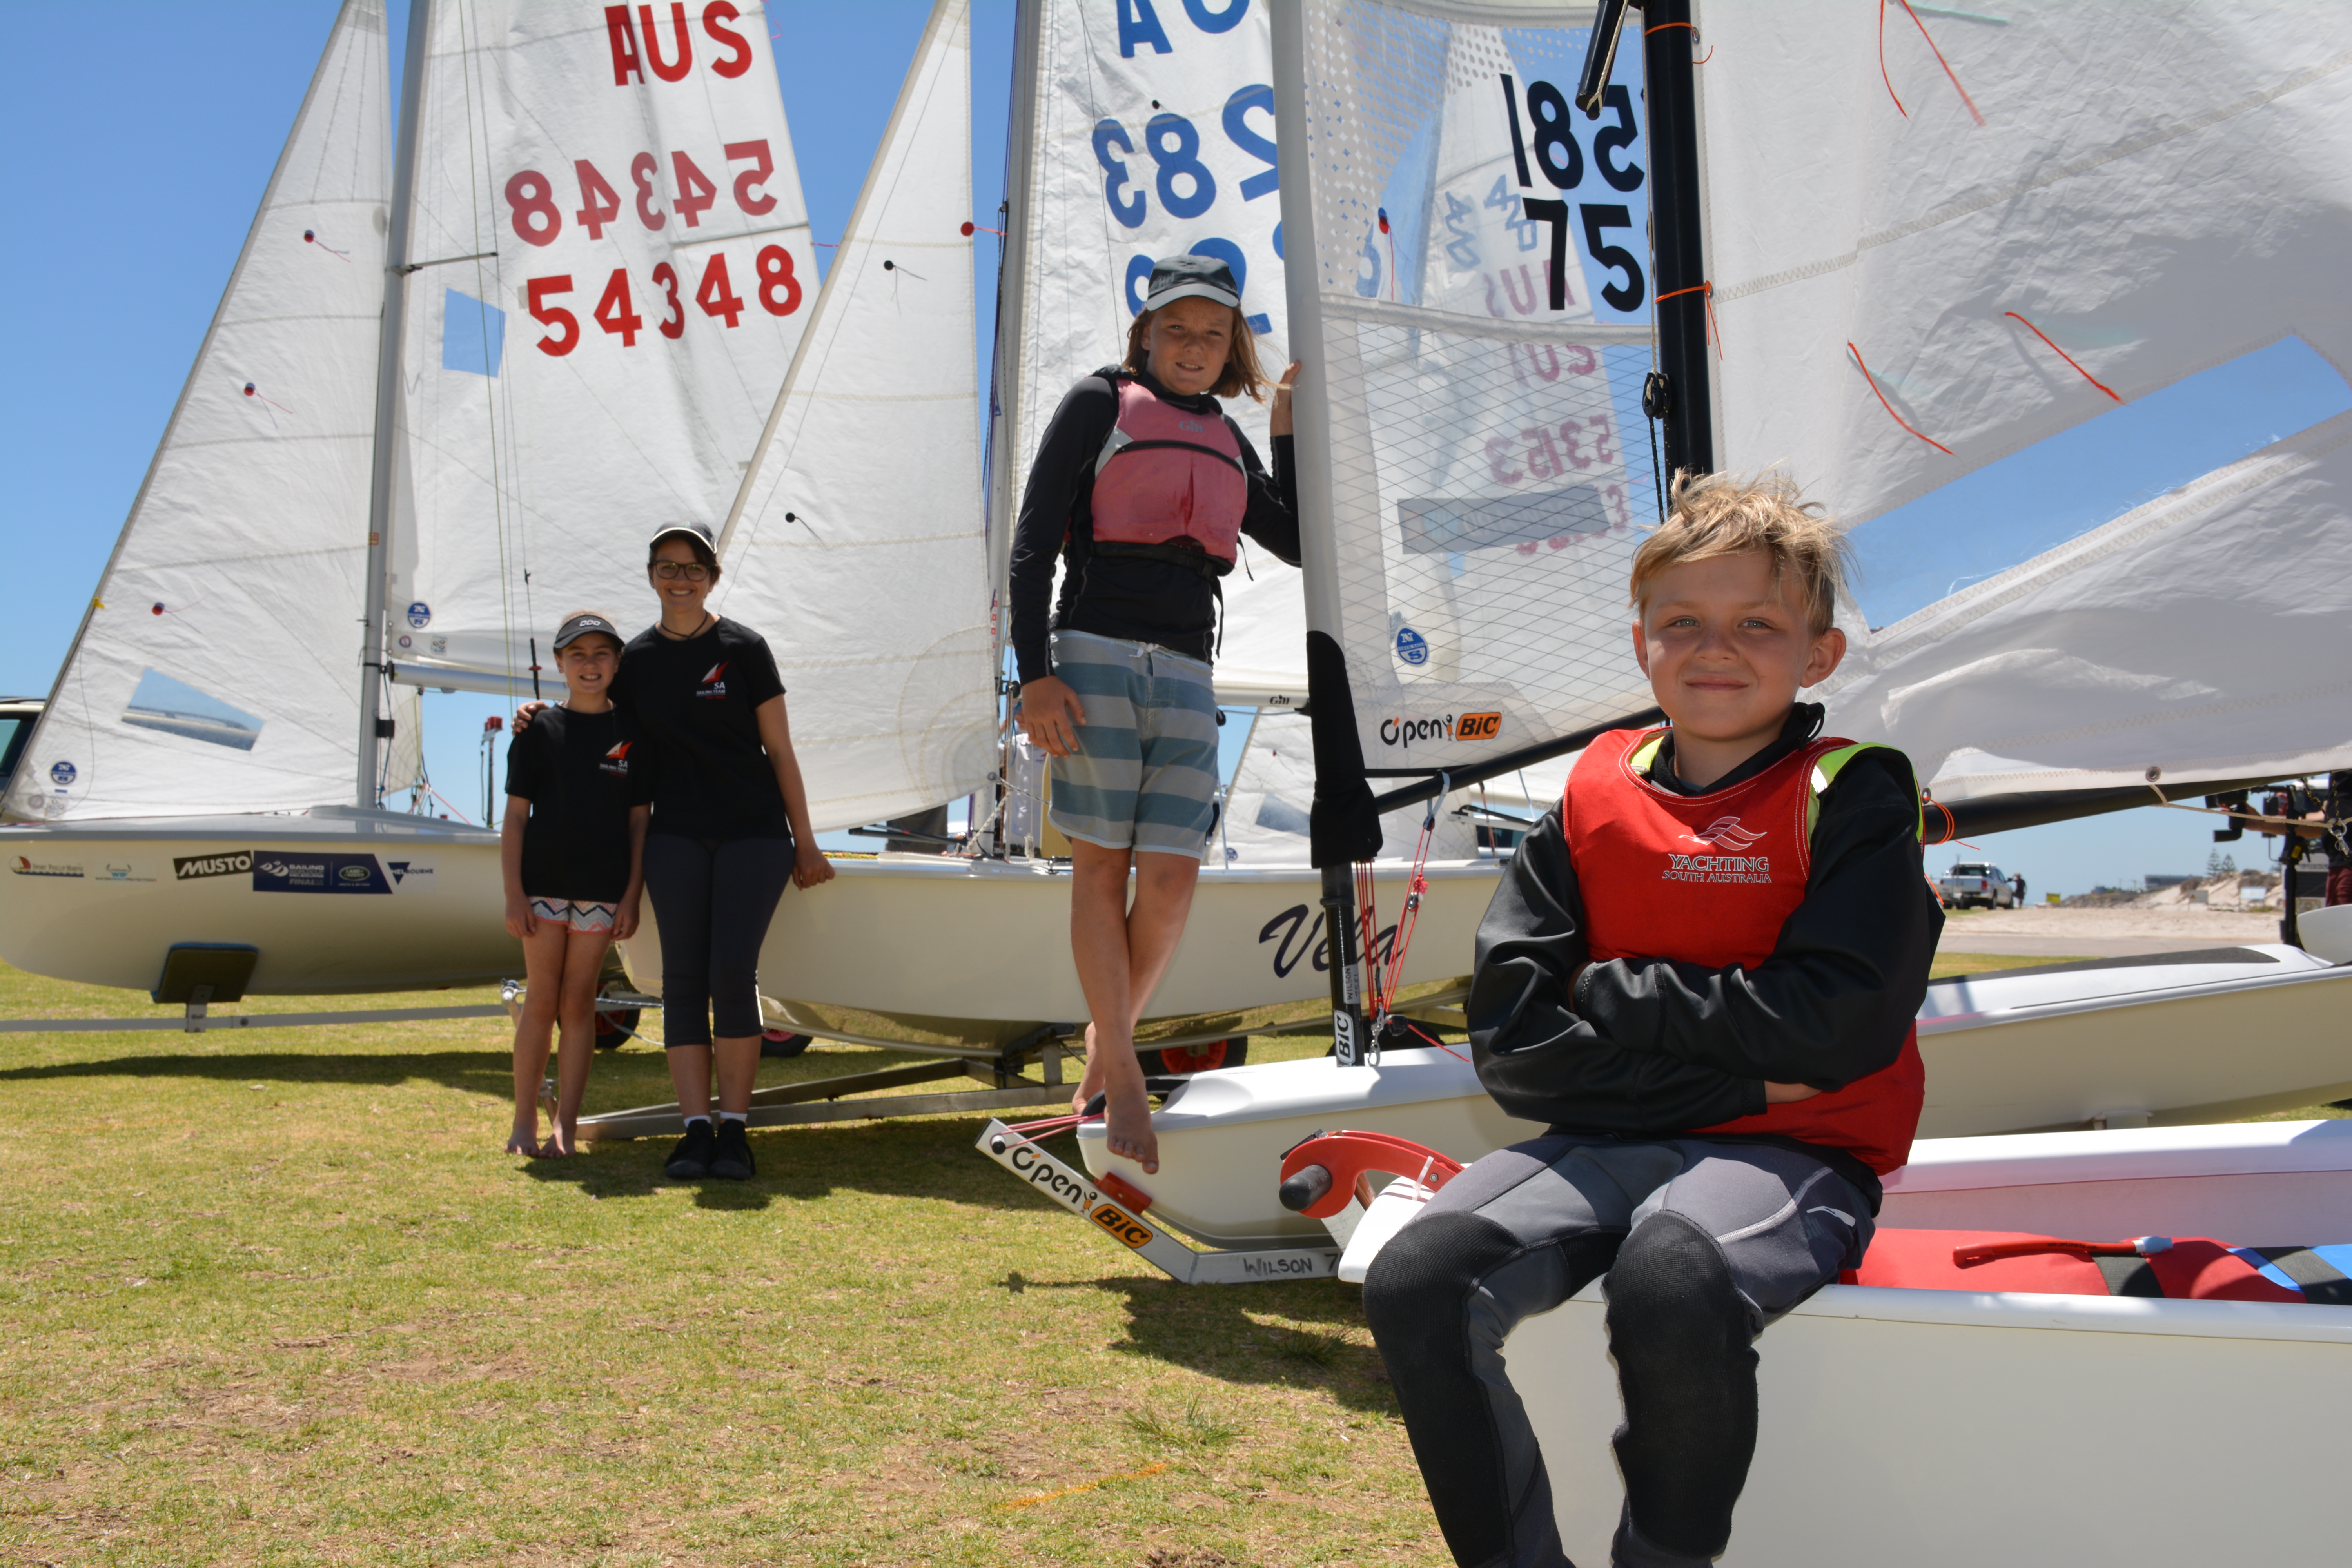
[526, 248, 799, 356]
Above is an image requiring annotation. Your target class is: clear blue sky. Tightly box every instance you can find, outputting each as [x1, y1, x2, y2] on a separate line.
[1, 1, 2338, 893]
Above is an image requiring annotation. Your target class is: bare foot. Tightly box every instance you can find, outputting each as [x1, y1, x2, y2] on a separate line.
[1103, 1085, 1159, 1175]
[1071, 1022, 1107, 1114]
[506, 1129, 539, 1157]
[543, 1120, 579, 1158]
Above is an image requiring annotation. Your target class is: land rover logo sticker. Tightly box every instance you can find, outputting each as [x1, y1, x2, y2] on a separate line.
[174, 851, 255, 880]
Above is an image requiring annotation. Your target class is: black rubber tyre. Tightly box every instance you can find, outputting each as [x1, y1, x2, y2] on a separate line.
[593, 984, 640, 1051]
[1140, 1036, 1249, 1075]
[760, 1029, 813, 1059]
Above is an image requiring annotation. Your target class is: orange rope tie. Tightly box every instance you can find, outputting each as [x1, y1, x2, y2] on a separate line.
[1895, 0, 1986, 125]
[1878, 0, 1908, 117]
[1655, 281, 1721, 358]
[1642, 20, 1713, 64]
[1848, 342, 1954, 456]
[2004, 312, 2123, 402]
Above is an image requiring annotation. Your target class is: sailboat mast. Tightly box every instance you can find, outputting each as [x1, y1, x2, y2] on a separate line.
[357, 0, 433, 808]
[1642, 0, 1713, 477]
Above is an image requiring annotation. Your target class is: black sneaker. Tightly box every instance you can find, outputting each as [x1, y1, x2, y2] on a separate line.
[708, 1118, 755, 1181]
[665, 1120, 716, 1178]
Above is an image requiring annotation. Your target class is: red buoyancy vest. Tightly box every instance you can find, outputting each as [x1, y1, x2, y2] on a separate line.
[1089, 376, 1248, 568]
[1562, 727, 1927, 1173]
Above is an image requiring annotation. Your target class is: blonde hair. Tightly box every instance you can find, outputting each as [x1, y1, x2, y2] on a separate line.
[1628, 470, 1852, 633]
[1123, 302, 1269, 402]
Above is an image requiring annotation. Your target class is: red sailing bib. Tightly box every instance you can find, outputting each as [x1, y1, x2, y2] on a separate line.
[1562, 726, 1926, 1173]
[1089, 376, 1247, 568]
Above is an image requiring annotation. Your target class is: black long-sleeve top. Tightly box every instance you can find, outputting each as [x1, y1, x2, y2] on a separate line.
[1468, 705, 1943, 1206]
[1007, 367, 1300, 683]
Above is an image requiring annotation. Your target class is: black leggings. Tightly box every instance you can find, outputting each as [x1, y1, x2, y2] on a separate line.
[642, 834, 794, 1046]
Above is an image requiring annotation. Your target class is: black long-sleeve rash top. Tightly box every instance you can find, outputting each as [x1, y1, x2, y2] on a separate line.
[1007, 367, 1301, 683]
[1468, 704, 1943, 1207]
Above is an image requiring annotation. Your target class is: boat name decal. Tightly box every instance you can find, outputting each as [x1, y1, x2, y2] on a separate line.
[174, 851, 255, 880]
[1259, 904, 1400, 981]
[9, 856, 84, 878]
[1240, 1252, 1334, 1279]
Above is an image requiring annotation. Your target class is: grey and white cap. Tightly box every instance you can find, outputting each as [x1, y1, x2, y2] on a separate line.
[1144, 254, 1242, 314]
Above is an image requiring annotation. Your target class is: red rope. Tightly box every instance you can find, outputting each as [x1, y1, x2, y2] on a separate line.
[1655, 281, 1720, 358]
[2004, 312, 2123, 402]
[1848, 342, 1954, 456]
[1878, 0, 1907, 117]
[1894, 0, 1986, 125]
[1642, 20, 1714, 64]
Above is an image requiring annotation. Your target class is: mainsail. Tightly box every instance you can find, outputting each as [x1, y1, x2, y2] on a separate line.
[7, 0, 392, 822]
[715, 0, 994, 833]
[1694, 2, 2352, 798]
[387, 0, 820, 696]
[1275, 1, 1661, 797]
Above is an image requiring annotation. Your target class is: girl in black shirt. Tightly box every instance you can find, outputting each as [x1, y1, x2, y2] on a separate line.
[500, 612, 651, 1156]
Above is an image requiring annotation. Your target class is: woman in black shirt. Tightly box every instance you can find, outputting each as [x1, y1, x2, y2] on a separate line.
[631, 522, 832, 1180]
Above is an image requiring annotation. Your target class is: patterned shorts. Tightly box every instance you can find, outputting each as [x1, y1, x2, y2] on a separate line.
[527, 896, 618, 934]
[1046, 629, 1220, 859]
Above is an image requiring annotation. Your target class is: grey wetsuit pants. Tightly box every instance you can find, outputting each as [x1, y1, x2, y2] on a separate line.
[1361, 1135, 1872, 1568]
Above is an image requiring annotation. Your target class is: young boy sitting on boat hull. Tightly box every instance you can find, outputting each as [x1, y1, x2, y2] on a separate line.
[1364, 472, 1941, 1568]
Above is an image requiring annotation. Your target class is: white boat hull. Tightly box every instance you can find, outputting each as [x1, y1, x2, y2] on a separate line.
[0, 809, 512, 995]
[1083, 947, 2352, 1249]
[619, 854, 1497, 1051]
[1513, 1122, 2352, 1566]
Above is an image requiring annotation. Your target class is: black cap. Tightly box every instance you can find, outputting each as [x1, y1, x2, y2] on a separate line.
[552, 612, 622, 652]
[1145, 254, 1242, 313]
[647, 520, 716, 554]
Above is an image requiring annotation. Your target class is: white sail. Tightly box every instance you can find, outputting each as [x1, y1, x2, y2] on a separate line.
[713, 0, 993, 833]
[388, 0, 820, 693]
[993, 0, 1301, 691]
[1702, 2, 2352, 792]
[1276, 2, 1659, 781]
[1821, 411, 2352, 800]
[1704, 2, 2352, 530]
[7, 0, 392, 822]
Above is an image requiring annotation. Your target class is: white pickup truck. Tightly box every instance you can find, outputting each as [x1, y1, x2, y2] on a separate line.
[1939, 861, 2016, 909]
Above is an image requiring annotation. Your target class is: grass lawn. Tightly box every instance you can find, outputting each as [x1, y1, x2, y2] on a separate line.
[3, 956, 2341, 1565]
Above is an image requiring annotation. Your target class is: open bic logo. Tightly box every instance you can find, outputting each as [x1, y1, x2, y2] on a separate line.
[1089, 1201, 1154, 1250]
[1459, 711, 1502, 741]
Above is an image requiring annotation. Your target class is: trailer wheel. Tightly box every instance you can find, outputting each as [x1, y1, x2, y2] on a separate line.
[593, 985, 640, 1051]
[1142, 1037, 1248, 1075]
[760, 1029, 813, 1059]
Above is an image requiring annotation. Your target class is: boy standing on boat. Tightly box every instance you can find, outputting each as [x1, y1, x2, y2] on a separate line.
[1363, 473, 1941, 1568]
[501, 612, 652, 1157]
[1008, 256, 1302, 1173]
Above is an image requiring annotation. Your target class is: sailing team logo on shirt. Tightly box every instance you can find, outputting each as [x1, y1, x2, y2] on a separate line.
[1685, 817, 1766, 851]
[696, 661, 729, 699]
[1665, 818, 1772, 884]
[600, 740, 633, 776]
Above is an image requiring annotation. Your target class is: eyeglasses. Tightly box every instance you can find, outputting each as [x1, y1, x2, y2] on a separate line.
[652, 561, 710, 582]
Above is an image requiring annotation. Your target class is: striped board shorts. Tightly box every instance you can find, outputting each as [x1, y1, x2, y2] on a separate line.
[1047, 629, 1220, 859]
[527, 896, 617, 934]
